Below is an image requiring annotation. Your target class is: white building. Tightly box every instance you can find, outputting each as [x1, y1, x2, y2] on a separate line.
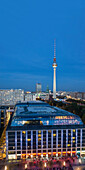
[66, 92, 85, 100]
[25, 92, 33, 101]
[0, 89, 24, 105]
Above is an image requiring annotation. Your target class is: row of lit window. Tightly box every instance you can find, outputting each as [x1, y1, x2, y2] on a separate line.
[8, 129, 81, 135]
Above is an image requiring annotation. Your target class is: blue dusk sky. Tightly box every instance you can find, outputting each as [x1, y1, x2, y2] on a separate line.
[0, 0, 85, 92]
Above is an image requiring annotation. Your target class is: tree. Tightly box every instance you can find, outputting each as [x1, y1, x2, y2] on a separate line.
[82, 114, 85, 124]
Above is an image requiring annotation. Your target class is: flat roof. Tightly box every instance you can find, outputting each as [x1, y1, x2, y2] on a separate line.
[6, 101, 84, 131]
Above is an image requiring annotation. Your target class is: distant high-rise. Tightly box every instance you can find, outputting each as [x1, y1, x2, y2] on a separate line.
[52, 40, 57, 99]
[36, 83, 42, 93]
[46, 85, 49, 93]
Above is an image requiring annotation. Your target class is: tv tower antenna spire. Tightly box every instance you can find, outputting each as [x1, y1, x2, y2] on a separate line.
[54, 39, 56, 58]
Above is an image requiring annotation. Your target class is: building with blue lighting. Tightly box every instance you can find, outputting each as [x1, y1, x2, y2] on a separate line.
[6, 101, 85, 159]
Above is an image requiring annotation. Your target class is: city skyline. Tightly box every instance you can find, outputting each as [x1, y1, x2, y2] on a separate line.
[0, 0, 85, 92]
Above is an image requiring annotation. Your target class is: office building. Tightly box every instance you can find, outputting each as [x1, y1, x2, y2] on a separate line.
[6, 101, 85, 160]
[36, 83, 42, 93]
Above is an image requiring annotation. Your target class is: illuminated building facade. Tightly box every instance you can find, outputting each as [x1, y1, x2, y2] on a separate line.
[0, 106, 8, 128]
[6, 101, 85, 159]
[0, 106, 14, 128]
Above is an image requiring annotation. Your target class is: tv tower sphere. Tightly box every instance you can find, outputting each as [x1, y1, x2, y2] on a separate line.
[52, 40, 57, 99]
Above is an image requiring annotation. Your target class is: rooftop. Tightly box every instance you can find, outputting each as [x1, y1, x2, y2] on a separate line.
[7, 101, 84, 131]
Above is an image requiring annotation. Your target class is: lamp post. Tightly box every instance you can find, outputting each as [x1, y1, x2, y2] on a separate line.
[63, 161, 66, 166]
[63, 161, 66, 170]
[79, 158, 81, 164]
[4, 166, 7, 170]
[44, 162, 47, 168]
[25, 164, 27, 169]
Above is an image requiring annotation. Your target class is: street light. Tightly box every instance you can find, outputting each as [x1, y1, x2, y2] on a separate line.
[4, 166, 7, 170]
[79, 158, 81, 164]
[31, 155, 33, 159]
[36, 156, 38, 159]
[63, 161, 66, 166]
[25, 164, 27, 169]
[44, 162, 46, 168]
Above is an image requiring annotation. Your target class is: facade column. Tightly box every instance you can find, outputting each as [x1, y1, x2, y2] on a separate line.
[80, 129, 82, 157]
[76, 129, 77, 156]
[21, 131, 22, 159]
[31, 131, 33, 158]
[56, 130, 58, 157]
[36, 131, 38, 157]
[51, 130, 53, 156]
[61, 130, 63, 156]
[15, 131, 17, 159]
[26, 131, 27, 158]
[66, 129, 68, 156]
[71, 129, 73, 156]
[41, 130, 43, 158]
[46, 130, 48, 159]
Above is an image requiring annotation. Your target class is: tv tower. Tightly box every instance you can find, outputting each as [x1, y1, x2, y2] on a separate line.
[52, 40, 57, 99]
